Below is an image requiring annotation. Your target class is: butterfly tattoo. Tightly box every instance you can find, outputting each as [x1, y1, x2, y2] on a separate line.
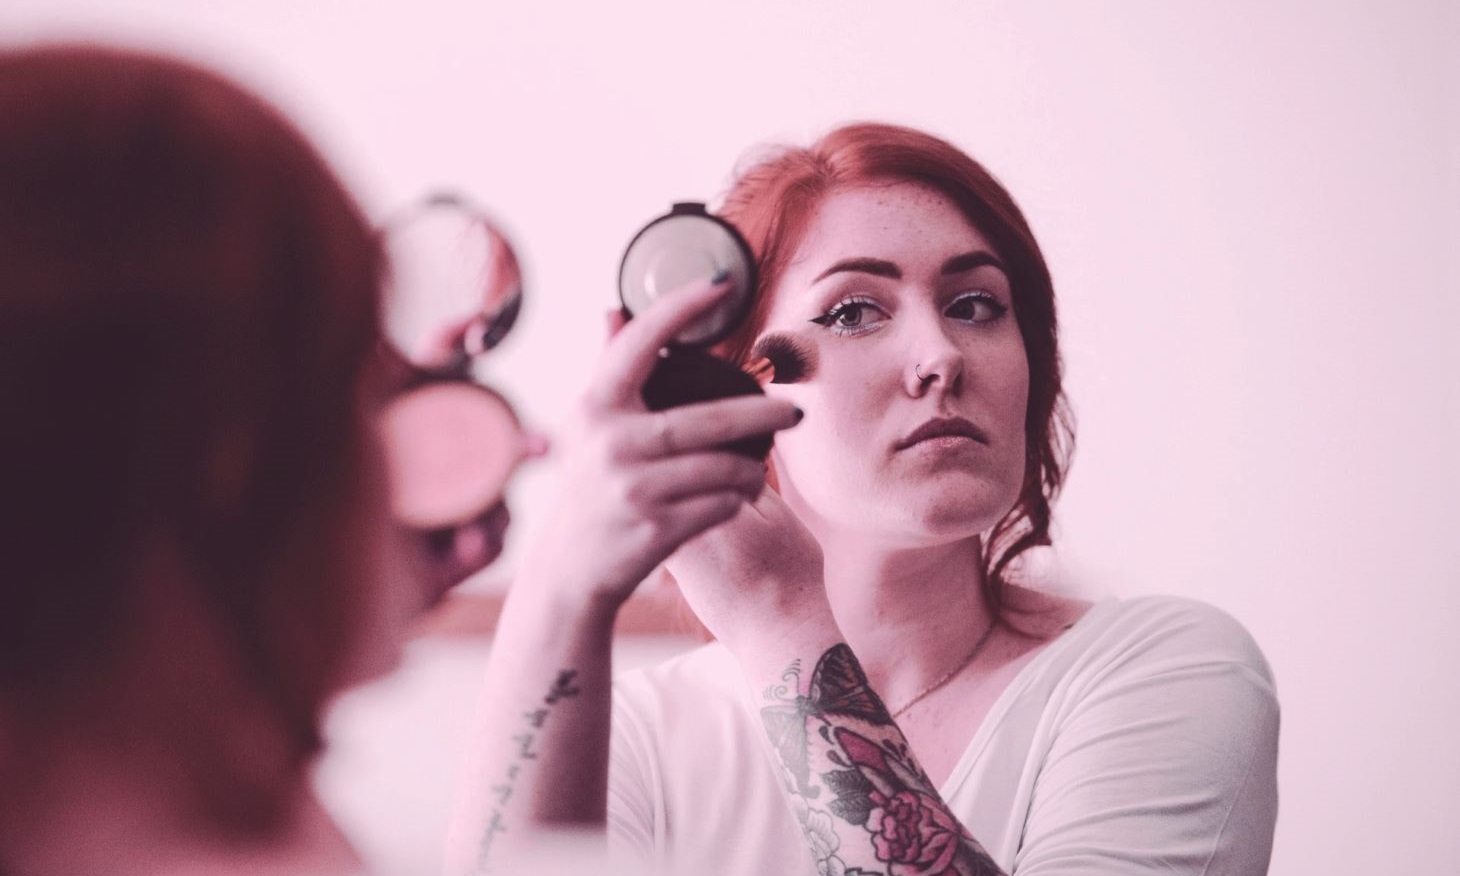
[760, 643, 892, 796]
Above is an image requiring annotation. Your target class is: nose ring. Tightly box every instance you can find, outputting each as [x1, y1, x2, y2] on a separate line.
[914, 363, 929, 383]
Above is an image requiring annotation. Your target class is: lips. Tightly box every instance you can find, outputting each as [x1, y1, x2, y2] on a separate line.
[895, 416, 989, 451]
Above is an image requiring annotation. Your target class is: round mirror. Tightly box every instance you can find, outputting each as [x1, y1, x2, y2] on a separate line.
[618, 202, 756, 348]
[383, 192, 522, 372]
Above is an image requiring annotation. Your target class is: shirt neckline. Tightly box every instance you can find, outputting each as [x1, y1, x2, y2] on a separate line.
[937, 596, 1121, 798]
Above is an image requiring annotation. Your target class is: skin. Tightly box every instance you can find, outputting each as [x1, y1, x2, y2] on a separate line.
[763, 181, 1031, 549]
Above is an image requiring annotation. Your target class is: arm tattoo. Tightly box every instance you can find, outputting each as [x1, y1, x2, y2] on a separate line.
[476, 670, 581, 873]
[760, 645, 1004, 876]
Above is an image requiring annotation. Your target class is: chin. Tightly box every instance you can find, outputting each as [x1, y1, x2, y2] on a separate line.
[893, 481, 1018, 542]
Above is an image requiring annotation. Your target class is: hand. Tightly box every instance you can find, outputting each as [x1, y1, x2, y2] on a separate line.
[518, 277, 803, 610]
[407, 499, 517, 607]
[664, 483, 834, 653]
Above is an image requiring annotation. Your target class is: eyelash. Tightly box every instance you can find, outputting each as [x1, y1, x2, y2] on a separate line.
[809, 295, 884, 335]
[945, 291, 1008, 323]
[809, 292, 1007, 336]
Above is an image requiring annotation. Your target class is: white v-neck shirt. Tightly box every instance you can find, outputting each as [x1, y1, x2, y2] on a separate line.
[609, 596, 1279, 875]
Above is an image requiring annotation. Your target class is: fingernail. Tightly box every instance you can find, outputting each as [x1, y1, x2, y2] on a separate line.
[792, 406, 804, 423]
[710, 268, 732, 285]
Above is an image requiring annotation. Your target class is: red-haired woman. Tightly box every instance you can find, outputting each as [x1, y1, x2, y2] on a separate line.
[453, 124, 1278, 875]
[0, 44, 492, 875]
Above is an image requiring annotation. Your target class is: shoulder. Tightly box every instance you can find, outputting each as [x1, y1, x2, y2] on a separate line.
[1012, 597, 1281, 869]
[1075, 595, 1274, 683]
[612, 641, 743, 729]
[1048, 595, 1280, 732]
[609, 641, 778, 801]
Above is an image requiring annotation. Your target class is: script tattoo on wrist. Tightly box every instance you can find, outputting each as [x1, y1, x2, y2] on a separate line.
[476, 670, 582, 873]
[760, 645, 1003, 876]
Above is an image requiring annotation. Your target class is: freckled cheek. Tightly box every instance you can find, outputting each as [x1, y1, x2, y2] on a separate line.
[801, 360, 889, 443]
[769, 379, 882, 486]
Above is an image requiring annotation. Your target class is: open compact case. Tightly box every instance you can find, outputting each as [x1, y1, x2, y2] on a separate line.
[618, 201, 772, 459]
[376, 191, 532, 556]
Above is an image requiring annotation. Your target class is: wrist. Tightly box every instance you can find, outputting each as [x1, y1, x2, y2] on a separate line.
[515, 549, 637, 610]
[501, 563, 625, 644]
[722, 608, 844, 680]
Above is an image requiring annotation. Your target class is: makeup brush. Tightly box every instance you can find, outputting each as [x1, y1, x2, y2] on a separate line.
[746, 333, 818, 385]
[642, 350, 772, 459]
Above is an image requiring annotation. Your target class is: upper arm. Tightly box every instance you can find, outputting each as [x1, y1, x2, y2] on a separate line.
[1015, 601, 1280, 875]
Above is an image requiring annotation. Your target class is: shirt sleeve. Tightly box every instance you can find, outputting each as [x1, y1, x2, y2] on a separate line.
[607, 682, 659, 872]
[1013, 599, 1280, 875]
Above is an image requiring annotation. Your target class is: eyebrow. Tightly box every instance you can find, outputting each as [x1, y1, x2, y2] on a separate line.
[812, 250, 1007, 284]
[813, 257, 900, 283]
[941, 251, 1006, 275]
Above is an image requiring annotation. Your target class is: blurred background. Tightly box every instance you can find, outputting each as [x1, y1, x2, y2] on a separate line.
[3, 1, 1456, 872]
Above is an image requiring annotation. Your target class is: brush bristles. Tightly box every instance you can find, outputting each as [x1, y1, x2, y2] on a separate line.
[748, 333, 816, 385]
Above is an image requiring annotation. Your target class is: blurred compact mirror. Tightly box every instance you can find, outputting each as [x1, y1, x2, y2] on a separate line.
[384, 191, 522, 371]
[377, 192, 531, 557]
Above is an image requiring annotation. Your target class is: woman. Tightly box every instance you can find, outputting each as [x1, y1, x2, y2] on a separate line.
[453, 124, 1278, 874]
[0, 44, 499, 875]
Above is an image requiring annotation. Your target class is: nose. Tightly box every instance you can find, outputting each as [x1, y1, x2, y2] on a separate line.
[903, 320, 964, 398]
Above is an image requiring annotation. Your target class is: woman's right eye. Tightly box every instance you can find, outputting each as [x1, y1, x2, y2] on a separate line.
[810, 299, 886, 334]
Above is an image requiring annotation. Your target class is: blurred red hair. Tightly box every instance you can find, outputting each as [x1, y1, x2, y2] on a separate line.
[0, 44, 385, 831]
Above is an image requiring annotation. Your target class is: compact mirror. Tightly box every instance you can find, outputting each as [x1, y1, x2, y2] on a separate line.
[619, 202, 770, 458]
[378, 192, 531, 546]
[383, 192, 522, 371]
[619, 202, 755, 347]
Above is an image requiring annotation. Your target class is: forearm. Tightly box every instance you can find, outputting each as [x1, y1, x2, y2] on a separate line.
[444, 577, 620, 875]
[735, 620, 1006, 876]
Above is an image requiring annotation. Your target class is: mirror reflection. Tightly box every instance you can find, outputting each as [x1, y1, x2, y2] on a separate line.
[382, 192, 522, 371]
[377, 193, 540, 573]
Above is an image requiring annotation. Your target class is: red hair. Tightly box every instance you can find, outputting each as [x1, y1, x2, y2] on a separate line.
[0, 45, 385, 830]
[716, 123, 1074, 621]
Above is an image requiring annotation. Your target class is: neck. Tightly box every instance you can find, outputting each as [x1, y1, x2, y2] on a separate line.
[815, 527, 996, 711]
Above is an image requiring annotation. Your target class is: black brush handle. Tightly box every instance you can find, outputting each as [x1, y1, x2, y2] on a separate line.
[641, 349, 773, 459]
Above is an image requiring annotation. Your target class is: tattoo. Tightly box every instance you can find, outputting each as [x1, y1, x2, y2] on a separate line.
[760, 646, 1003, 876]
[476, 670, 582, 873]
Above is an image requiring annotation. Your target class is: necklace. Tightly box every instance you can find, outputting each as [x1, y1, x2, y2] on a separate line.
[889, 621, 998, 719]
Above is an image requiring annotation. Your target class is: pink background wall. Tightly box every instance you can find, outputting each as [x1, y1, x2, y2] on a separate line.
[5, 2, 1456, 872]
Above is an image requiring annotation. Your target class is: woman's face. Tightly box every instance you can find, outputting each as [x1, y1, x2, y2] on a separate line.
[757, 181, 1029, 548]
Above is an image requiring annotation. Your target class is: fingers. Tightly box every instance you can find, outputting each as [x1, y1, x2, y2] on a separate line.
[622, 395, 802, 461]
[589, 275, 735, 409]
[654, 491, 747, 548]
[628, 452, 766, 506]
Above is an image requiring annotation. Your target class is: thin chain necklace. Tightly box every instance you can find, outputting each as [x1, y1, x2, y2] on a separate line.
[889, 621, 998, 719]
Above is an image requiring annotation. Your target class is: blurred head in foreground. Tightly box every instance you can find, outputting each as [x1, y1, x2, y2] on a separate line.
[0, 43, 408, 872]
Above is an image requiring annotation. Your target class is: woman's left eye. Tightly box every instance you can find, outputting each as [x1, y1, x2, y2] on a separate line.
[945, 292, 1006, 323]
